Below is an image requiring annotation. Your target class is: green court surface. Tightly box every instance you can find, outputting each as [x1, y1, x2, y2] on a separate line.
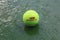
[0, 0, 60, 40]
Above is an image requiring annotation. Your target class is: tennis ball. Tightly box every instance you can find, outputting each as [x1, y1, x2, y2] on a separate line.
[23, 10, 39, 26]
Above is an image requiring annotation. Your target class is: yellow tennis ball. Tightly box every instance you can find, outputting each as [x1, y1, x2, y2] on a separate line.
[23, 10, 39, 26]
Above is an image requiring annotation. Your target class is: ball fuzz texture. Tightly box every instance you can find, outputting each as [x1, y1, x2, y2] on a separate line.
[23, 10, 39, 26]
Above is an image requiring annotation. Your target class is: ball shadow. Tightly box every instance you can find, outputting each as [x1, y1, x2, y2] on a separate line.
[24, 24, 39, 35]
